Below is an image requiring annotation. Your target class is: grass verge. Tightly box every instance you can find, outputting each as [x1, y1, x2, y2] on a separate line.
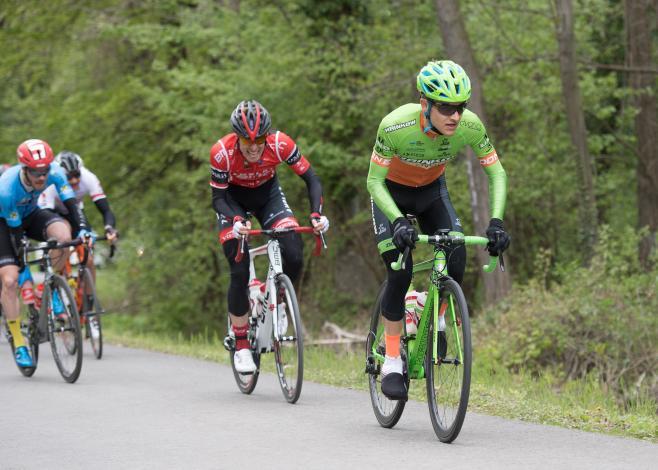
[102, 314, 656, 442]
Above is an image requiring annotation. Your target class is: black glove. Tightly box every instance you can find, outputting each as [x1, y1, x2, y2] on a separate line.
[392, 217, 417, 252]
[486, 218, 510, 256]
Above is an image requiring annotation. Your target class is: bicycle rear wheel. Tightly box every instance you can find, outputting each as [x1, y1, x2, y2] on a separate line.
[45, 275, 83, 383]
[366, 281, 406, 428]
[228, 318, 260, 394]
[273, 274, 303, 404]
[2, 305, 39, 377]
[79, 268, 103, 359]
[425, 278, 471, 443]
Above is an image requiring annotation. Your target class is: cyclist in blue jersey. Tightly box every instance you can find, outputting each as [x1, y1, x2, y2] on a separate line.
[0, 139, 92, 369]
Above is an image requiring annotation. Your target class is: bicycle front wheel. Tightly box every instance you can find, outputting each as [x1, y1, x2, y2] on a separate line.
[425, 278, 471, 443]
[45, 275, 83, 383]
[273, 274, 303, 404]
[80, 268, 103, 359]
[366, 281, 406, 428]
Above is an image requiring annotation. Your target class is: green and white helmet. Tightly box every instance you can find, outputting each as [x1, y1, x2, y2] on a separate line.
[416, 60, 471, 102]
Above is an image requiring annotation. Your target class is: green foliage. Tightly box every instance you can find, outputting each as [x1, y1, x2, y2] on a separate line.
[0, 0, 655, 338]
[482, 226, 658, 406]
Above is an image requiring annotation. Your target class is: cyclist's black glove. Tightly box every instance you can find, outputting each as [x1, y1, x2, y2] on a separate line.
[485, 218, 510, 256]
[392, 217, 417, 252]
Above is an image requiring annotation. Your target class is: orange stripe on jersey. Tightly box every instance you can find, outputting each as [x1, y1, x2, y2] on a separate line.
[371, 152, 391, 167]
[386, 158, 446, 187]
[479, 151, 499, 167]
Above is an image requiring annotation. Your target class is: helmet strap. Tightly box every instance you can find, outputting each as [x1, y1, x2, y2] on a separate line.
[422, 99, 443, 135]
[19, 168, 34, 190]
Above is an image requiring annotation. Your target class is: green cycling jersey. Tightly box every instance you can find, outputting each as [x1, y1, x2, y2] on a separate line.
[366, 103, 507, 222]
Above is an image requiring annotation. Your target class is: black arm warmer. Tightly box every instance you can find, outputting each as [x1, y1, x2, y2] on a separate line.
[212, 187, 239, 221]
[94, 198, 116, 228]
[299, 167, 323, 214]
[63, 198, 88, 234]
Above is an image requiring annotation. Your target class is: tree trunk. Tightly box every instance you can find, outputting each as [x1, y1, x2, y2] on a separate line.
[435, 0, 511, 305]
[625, 0, 658, 267]
[553, 0, 598, 261]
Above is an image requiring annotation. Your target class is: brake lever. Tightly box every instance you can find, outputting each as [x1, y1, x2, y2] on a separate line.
[235, 234, 246, 263]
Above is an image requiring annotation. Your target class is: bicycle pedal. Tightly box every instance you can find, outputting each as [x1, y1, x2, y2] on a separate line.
[223, 335, 235, 352]
[365, 356, 377, 374]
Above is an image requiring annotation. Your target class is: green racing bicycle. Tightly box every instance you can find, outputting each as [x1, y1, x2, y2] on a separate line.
[365, 230, 501, 443]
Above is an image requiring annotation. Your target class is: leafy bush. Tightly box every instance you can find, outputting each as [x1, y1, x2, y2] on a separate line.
[482, 226, 658, 407]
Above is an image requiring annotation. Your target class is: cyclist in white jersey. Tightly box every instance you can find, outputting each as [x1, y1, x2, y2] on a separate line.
[39, 151, 118, 278]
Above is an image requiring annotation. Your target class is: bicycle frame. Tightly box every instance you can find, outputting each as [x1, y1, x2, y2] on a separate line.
[22, 238, 84, 340]
[371, 233, 497, 379]
[245, 239, 283, 353]
[239, 226, 323, 354]
[64, 238, 106, 312]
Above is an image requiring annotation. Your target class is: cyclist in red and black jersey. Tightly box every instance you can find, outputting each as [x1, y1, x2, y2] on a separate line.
[210, 100, 329, 373]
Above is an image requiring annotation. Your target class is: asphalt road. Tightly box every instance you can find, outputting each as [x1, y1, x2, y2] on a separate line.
[0, 341, 655, 469]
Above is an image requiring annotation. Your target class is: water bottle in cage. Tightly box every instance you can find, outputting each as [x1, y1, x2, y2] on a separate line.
[404, 290, 428, 336]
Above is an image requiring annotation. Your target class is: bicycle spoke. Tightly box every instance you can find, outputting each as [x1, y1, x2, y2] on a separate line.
[426, 279, 471, 442]
[273, 274, 303, 403]
[367, 281, 406, 428]
[47, 277, 83, 383]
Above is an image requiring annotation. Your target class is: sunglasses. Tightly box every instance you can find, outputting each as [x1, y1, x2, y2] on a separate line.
[67, 171, 81, 180]
[434, 101, 468, 116]
[239, 135, 267, 146]
[26, 167, 50, 178]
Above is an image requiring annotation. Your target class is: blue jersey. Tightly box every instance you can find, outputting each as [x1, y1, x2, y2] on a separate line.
[0, 164, 75, 228]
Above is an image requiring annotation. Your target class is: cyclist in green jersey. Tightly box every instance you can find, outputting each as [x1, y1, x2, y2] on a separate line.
[366, 60, 510, 400]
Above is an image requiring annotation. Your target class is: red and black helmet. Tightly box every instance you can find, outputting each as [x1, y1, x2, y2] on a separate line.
[17, 139, 54, 169]
[230, 100, 272, 142]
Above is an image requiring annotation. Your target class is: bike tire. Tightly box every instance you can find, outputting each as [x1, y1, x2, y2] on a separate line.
[228, 318, 260, 395]
[45, 275, 83, 383]
[273, 273, 303, 404]
[80, 268, 103, 359]
[366, 281, 406, 428]
[425, 278, 471, 443]
[2, 305, 39, 377]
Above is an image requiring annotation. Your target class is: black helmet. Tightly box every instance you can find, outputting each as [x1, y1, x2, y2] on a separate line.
[55, 151, 83, 174]
[230, 100, 271, 141]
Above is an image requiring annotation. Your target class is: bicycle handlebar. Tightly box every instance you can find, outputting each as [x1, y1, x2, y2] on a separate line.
[234, 226, 326, 263]
[390, 233, 501, 273]
[24, 238, 84, 253]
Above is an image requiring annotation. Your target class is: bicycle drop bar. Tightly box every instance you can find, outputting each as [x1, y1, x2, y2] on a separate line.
[391, 234, 499, 272]
[234, 226, 326, 262]
[25, 238, 84, 253]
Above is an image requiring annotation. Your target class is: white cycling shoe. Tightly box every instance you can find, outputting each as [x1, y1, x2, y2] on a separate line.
[233, 348, 257, 373]
[88, 317, 101, 340]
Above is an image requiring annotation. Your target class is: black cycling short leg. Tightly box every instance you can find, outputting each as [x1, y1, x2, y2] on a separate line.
[278, 232, 304, 284]
[380, 249, 413, 322]
[223, 239, 250, 316]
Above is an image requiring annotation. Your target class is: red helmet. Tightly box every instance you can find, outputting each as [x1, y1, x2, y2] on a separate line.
[17, 139, 54, 169]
